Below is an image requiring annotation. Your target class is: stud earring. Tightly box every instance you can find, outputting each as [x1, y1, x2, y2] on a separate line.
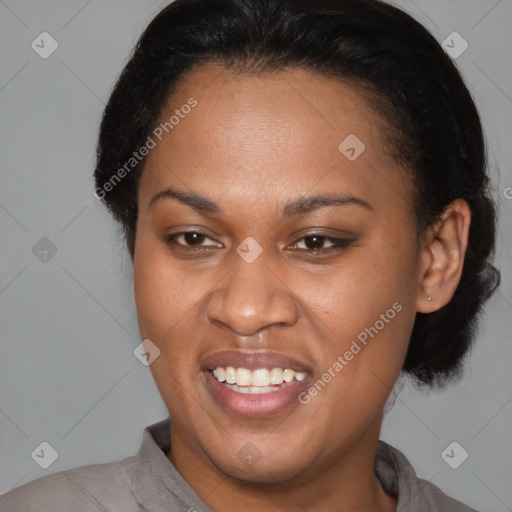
[426, 295, 432, 301]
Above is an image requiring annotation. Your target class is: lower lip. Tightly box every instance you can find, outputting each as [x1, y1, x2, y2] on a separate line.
[204, 371, 309, 418]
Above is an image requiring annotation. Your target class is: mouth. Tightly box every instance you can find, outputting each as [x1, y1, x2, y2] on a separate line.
[202, 351, 311, 418]
[212, 366, 306, 393]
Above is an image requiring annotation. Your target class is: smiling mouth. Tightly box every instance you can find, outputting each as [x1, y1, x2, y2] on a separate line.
[202, 351, 312, 417]
[211, 366, 307, 395]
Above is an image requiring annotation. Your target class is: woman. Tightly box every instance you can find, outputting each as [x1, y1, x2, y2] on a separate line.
[1, 0, 499, 510]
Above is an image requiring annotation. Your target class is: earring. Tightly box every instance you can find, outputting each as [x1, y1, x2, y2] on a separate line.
[426, 295, 432, 302]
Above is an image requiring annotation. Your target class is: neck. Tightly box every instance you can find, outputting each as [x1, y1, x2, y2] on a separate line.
[167, 412, 397, 512]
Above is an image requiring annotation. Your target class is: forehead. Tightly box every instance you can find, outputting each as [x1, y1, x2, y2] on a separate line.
[139, 63, 411, 213]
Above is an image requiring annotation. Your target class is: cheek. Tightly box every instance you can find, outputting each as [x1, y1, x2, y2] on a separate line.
[133, 241, 205, 402]
[133, 236, 200, 339]
[298, 244, 418, 390]
[311, 284, 411, 383]
[298, 244, 417, 328]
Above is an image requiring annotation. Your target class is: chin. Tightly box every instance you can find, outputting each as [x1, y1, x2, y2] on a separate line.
[204, 439, 313, 485]
[215, 457, 307, 486]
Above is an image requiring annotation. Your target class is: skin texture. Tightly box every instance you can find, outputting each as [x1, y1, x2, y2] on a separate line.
[133, 63, 470, 511]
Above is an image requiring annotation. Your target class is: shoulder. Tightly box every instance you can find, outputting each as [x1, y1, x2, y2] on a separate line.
[417, 476, 480, 512]
[0, 457, 141, 512]
[376, 440, 479, 512]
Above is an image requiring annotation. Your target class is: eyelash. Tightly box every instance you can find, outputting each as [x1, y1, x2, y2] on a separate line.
[165, 231, 354, 254]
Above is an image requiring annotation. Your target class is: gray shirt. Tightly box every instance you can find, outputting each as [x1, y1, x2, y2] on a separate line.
[0, 418, 478, 511]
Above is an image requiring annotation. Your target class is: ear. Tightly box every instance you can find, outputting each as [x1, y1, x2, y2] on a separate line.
[416, 199, 471, 313]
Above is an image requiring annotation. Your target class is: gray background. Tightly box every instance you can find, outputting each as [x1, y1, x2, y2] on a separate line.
[0, 0, 511, 510]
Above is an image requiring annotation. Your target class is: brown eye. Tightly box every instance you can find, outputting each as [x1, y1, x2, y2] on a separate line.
[290, 233, 354, 253]
[167, 231, 222, 248]
[184, 232, 206, 245]
[302, 235, 328, 250]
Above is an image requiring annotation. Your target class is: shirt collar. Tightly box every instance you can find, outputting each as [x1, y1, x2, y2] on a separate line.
[122, 417, 425, 511]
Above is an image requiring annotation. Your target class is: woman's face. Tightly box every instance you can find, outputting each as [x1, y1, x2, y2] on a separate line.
[133, 63, 425, 483]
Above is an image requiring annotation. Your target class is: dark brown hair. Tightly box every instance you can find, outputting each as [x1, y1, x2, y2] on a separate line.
[94, 0, 499, 387]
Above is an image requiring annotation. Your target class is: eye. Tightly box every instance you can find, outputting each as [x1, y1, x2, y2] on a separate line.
[290, 234, 353, 252]
[166, 231, 222, 248]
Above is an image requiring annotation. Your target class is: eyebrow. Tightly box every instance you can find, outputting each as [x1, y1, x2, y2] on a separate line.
[148, 186, 373, 217]
[148, 187, 220, 214]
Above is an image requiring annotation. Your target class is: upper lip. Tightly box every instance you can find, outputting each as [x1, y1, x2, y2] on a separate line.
[202, 350, 312, 373]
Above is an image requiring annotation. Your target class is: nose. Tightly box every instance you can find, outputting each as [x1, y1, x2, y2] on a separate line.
[206, 253, 299, 337]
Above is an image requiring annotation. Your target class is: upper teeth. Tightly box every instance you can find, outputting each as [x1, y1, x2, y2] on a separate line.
[212, 367, 307, 387]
